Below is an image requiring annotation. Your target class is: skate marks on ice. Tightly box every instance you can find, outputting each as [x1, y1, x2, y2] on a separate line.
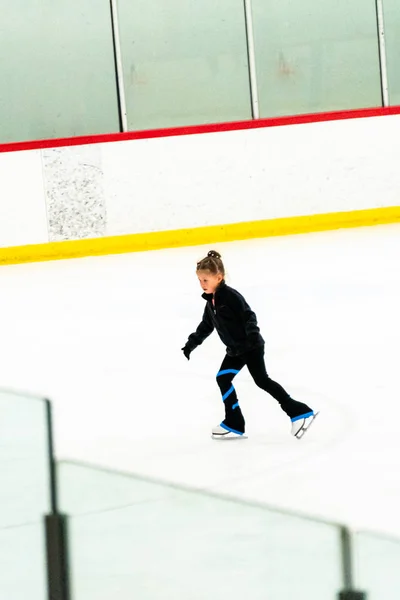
[80, 373, 355, 507]
[205, 384, 354, 488]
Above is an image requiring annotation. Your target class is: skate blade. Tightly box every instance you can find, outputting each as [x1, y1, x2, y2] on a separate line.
[295, 411, 320, 440]
[211, 432, 248, 441]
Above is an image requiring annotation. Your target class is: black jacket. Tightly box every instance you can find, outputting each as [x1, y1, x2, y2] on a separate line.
[186, 281, 264, 357]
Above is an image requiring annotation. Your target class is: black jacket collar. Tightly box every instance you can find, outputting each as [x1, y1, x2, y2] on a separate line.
[202, 280, 226, 301]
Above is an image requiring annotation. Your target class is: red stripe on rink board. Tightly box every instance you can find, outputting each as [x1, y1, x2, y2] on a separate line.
[1, 105, 400, 154]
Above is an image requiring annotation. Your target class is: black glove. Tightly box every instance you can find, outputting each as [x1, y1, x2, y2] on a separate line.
[181, 345, 192, 360]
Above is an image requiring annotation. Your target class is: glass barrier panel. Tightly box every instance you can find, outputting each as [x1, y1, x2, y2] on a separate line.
[0, 0, 120, 143]
[355, 531, 400, 600]
[117, 0, 252, 130]
[382, 0, 400, 105]
[251, 0, 382, 117]
[0, 390, 50, 600]
[60, 461, 342, 600]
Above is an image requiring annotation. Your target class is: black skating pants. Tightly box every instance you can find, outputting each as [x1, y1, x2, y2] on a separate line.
[216, 346, 312, 434]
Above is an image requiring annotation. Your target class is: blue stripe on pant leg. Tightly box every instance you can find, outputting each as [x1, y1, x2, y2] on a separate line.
[232, 402, 239, 409]
[222, 385, 235, 401]
[217, 369, 240, 377]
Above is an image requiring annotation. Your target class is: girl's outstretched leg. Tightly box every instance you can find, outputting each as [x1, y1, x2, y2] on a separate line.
[245, 347, 315, 434]
[213, 354, 246, 436]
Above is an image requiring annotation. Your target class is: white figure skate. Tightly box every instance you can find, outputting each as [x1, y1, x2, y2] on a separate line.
[211, 424, 247, 440]
[291, 411, 319, 440]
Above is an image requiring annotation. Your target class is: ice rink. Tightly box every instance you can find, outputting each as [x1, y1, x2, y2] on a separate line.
[1, 223, 400, 537]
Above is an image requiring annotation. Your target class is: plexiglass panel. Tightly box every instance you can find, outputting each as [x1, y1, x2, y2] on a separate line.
[117, 0, 252, 129]
[251, 0, 383, 117]
[382, 0, 400, 105]
[355, 532, 400, 600]
[59, 461, 342, 600]
[0, 391, 50, 600]
[0, 0, 120, 143]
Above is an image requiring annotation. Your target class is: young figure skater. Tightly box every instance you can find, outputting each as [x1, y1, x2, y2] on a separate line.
[182, 250, 317, 439]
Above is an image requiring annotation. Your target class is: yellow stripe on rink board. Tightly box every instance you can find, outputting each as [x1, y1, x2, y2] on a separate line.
[1, 206, 400, 266]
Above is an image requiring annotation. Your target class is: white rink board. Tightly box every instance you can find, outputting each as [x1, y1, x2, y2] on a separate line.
[102, 115, 400, 235]
[0, 151, 48, 247]
[0, 113, 400, 247]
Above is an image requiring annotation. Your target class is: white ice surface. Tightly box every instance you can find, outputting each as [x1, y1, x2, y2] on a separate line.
[1, 224, 399, 537]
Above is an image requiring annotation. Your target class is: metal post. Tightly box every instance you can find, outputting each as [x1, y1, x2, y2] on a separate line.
[338, 527, 367, 600]
[341, 527, 354, 590]
[375, 0, 389, 107]
[110, 0, 128, 131]
[45, 515, 71, 600]
[243, 0, 260, 119]
[45, 400, 71, 600]
[46, 400, 58, 515]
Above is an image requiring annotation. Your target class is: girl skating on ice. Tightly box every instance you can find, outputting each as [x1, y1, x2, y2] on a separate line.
[182, 250, 317, 439]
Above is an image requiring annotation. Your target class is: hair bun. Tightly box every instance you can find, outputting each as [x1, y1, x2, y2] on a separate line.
[197, 250, 225, 276]
[207, 250, 221, 259]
